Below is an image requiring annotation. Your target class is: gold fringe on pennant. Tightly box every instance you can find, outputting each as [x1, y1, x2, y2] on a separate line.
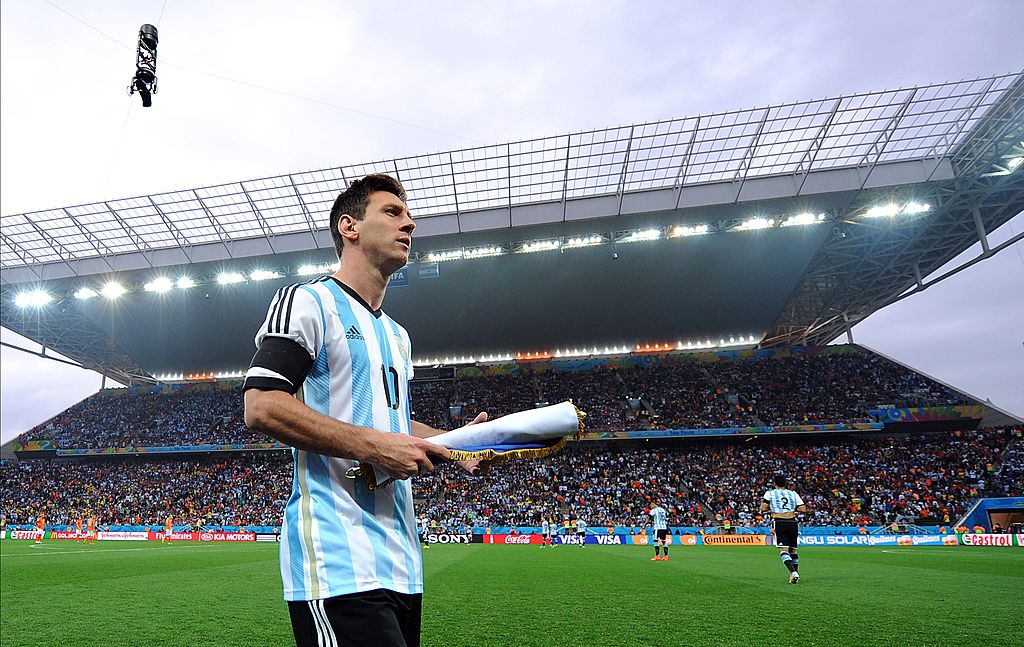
[447, 436, 568, 464]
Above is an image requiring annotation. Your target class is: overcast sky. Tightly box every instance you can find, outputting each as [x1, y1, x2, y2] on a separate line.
[2, 0, 1022, 442]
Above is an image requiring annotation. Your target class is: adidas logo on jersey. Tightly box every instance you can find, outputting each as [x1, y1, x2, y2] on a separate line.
[345, 325, 364, 340]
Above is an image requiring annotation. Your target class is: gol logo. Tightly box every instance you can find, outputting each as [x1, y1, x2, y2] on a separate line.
[897, 536, 912, 546]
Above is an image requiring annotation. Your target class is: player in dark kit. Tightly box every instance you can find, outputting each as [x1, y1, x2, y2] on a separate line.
[759, 475, 806, 584]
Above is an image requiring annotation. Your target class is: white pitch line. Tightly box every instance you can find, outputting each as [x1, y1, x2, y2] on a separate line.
[879, 549, 975, 555]
[3, 544, 211, 557]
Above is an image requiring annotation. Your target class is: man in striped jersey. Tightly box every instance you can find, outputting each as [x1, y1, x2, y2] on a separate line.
[649, 499, 669, 561]
[244, 174, 486, 647]
[759, 475, 807, 584]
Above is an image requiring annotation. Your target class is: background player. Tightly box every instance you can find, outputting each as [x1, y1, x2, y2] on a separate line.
[419, 515, 430, 550]
[759, 475, 807, 584]
[34, 511, 45, 545]
[576, 517, 587, 547]
[163, 514, 174, 544]
[649, 499, 669, 561]
[541, 517, 552, 548]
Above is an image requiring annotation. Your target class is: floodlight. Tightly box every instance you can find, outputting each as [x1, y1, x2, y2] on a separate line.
[15, 290, 52, 308]
[464, 246, 503, 259]
[127, 24, 159, 107]
[781, 213, 824, 227]
[563, 235, 604, 249]
[75, 287, 99, 300]
[101, 282, 127, 299]
[297, 263, 336, 276]
[250, 269, 282, 281]
[427, 249, 464, 262]
[217, 272, 245, 285]
[670, 224, 709, 237]
[737, 217, 774, 231]
[176, 277, 196, 289]
[864, 204, 900, 218]
[144, 277, 174, 292]
[521, 240, 561, 253]
[622, 229, 661, 243]
[1008, 157, 1022, 171]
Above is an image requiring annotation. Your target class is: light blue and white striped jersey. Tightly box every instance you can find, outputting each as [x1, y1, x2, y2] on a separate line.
[249, 277, 420, 602]
[541, 520, 550, 534]
[763, 488, 804, 515]
[649, 505, 668, 530]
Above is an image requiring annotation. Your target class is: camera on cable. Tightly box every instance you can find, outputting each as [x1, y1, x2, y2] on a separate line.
[126, 24, 159, 107]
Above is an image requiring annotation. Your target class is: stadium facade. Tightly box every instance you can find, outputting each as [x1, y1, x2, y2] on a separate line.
[1, 73, 1021, 389]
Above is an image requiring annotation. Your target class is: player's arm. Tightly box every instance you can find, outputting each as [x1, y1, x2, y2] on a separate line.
[245, 389, 449, 479]
[758, 502, 770, 513]
[410, 414, 490, 476]
[795, 503, 807, 514]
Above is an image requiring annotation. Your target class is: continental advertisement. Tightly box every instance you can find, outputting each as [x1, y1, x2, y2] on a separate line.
[702, 535, 768, 546]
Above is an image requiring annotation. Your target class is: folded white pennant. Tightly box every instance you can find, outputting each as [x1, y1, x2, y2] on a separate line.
[351, 401, 584, 489]
[430, 400, 581, 450]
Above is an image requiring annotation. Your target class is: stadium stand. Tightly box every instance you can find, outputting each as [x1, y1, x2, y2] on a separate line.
[3, 427, 1019, 532]
[13, 346, 966, 449]
[4, 345, 1016, 534]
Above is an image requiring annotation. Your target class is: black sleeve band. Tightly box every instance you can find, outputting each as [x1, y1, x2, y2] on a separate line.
[243, 336, 314, 395]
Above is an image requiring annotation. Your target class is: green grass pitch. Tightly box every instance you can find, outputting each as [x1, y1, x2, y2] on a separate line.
[1, 540, 1020, 646]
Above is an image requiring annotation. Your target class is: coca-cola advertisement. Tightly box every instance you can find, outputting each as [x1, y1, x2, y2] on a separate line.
[482, 533, 543, 545]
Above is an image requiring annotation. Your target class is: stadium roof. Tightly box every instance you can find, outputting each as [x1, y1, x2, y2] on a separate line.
[1, 73, 1022, 384]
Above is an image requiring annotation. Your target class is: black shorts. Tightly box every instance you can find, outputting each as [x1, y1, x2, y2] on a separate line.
[288, 589, 422, 647]
[655, 528, 669, 541]
[773, 519, 799, 548]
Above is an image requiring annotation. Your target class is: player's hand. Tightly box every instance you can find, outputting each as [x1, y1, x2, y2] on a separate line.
[456, 411, 491, 477]
[365, 431, 451, 480]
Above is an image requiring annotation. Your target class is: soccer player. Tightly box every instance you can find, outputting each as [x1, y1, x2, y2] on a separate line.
[759, 474, 807, 584]
[34, 512, 45, 545]
[649, 499, 669, 561]
[75, 516, 84, 542]
[541, 517, 551, 548]
[163, 515, 173, 544]
[418, 515, 430, 550]
[576, 517, 587, 547]
[244, 174, 488, 647]
[87, 516, 96, 544]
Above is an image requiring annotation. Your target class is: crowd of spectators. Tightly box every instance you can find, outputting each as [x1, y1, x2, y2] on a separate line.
[12, 427, 1013, 530]
[18, 388, 260, 448]
[414, 428, 1021, 530]
[0, 454, 289, 529]
[14, 349, 966, 450]
[707, 352, 962, 425]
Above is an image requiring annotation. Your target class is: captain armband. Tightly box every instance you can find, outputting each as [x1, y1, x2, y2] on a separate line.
[243, 336, 314, 395]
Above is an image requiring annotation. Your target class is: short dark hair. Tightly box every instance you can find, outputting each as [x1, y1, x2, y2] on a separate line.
[328, 174, 407, 258]
[773, 475, 788, 488]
